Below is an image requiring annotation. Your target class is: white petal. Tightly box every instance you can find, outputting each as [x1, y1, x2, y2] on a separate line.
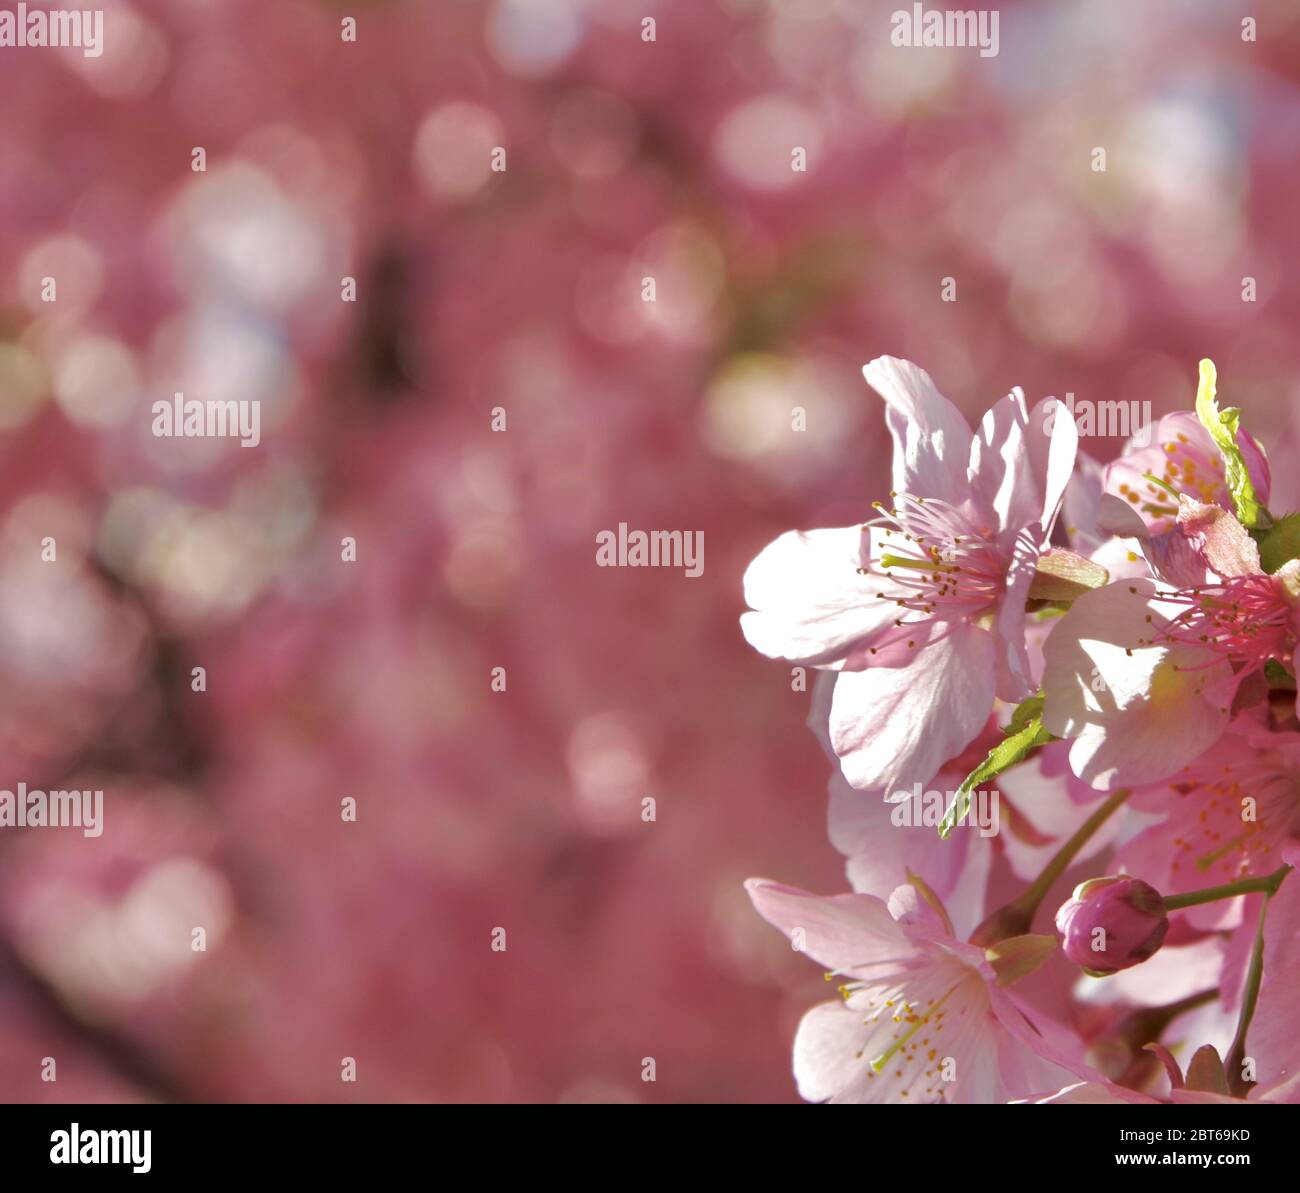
[830, 625, 996, 793]
[741, 526, 894, 665]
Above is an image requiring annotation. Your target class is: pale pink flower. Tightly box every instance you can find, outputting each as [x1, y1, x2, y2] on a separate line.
[1105, 411, 1271, 534]
[742, 357, 1077, 792]
[1127, 497, 1300, 688]
[745, 879, 1094, 1103]
[1041, 577, 1235, 789]
[1115, 724, 1300, 930]
[1041, 495, 1300, 789]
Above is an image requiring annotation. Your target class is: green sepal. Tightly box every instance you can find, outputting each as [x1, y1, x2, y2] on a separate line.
[1194, 358, 1269, 530]
[939, 694, 1054, 839]
[1258, 511, 1300, 574]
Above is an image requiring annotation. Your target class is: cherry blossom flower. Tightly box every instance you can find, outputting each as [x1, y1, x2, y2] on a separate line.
[745, 879, 1094, 1103]
[1041, 577, 1236, 790]
[1105, 411, 1271, 534]
[742, 357, 1077, 793]
[1041, 495, 1300, 789]
[1115, 724, 1300, 930]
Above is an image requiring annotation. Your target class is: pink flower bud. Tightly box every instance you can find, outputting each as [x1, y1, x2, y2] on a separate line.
[1054, 876, 1168, 976]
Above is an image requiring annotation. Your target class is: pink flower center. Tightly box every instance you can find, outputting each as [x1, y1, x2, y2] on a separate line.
[858, 494, 1006, 652]
[1154, 574, 1297, 672]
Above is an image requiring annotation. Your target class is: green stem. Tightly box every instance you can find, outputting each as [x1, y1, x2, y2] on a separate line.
[1163, 865, 1291, 911]
[1225, 892, 1276, 1098]
[970, 787, 1131, 946]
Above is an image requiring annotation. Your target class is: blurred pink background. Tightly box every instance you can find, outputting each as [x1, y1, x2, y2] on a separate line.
[2, 0, 1300, 1102]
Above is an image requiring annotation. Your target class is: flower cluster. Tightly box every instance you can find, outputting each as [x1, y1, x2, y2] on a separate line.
[743, 356, 1300, 1104]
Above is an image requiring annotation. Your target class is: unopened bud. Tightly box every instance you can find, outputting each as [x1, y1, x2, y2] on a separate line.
[1055, 876, 1168, 976]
